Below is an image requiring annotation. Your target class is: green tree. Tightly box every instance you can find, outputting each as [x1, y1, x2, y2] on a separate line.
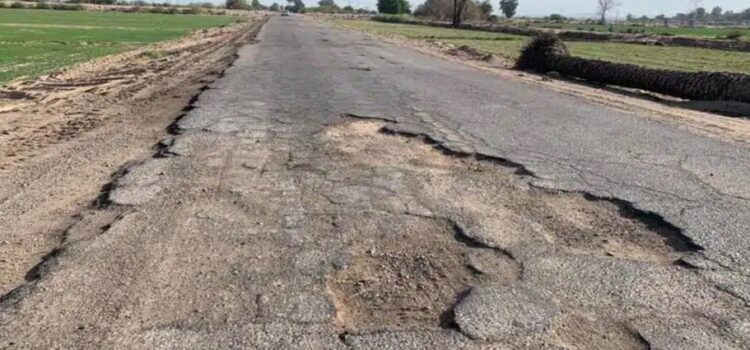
[286, 0, 304, 12]
[318, 0, 335, 6]
[548, 13, 565, 22]
[377, 0, 410, 14]
[695, 7, 706, 18]
[226, 0, 248, 9]
[270, 2, 280, 10]
[479, 0, 492, 18]
[499, 0, 517, 19]
[250, 0, 264, 10]
[711, 6, 722, 17]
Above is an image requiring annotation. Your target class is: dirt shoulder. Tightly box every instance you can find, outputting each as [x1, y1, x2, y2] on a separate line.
[330, 19, 750, 145]
[0, 14, 268, 295]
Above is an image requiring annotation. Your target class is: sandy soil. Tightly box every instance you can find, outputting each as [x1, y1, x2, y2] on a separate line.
[0, 14, 268, 295]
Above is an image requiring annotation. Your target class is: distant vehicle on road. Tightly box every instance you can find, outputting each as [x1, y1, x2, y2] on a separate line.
[281, 10, 290, 16]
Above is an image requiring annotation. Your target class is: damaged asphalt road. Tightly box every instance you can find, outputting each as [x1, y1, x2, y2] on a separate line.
[2, 16, 750, 349]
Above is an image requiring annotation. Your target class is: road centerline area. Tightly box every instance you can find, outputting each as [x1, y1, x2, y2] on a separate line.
[1, 16, 749, 349]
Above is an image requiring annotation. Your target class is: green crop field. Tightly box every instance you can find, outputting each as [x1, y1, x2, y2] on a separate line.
[336, 19, 750, 74]
[531, 22, 750, 40]
[0, 8, 239, 84]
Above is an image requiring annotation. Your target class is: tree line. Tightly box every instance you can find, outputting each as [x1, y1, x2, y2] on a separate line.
[377, 0, 750, 27]
[378, 0, 518, 23]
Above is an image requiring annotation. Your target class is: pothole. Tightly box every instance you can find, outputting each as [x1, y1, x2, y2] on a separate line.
[324, 119, 701, 265]
[518, 191, 700, 264]
[327, 215, 521, 332]
[551, 313, 650, 350]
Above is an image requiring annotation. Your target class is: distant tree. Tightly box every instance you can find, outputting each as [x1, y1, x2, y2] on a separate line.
[414, 0, 483, 22]
[192, 2, 216, 8]
[479, 0, 492, 18]
[250, 0, 264, 10]
[286, 0, 304, 11]
[695, 7, 706, 18]
[377, 0, 410, 14]
[413, 2, 426, 16]
[401, 0, 412, 14]
[499, 0, 517, 18]
[318, 0, 335, 6]
[596, 0, 620, 24]
[710, 6, 722, 17]
[548, 13, 565, 22]
[226, 0, 248, 9]
[413, 0, 451, 19]
[625, 13, 633, 21]
[269, 2, 280, 10]
[342, 4, 353, 12]
[416, 0, 447, 19]
[451, 0, 468, 26]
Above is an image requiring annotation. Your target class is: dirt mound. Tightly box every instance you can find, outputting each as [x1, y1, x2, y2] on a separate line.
[515, 34, 750, 104]
[515, 34, 570, 71]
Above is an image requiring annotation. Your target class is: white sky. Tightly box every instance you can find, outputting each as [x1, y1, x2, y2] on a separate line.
[172, 0, 750, 17]
[506, 0, 750, 17]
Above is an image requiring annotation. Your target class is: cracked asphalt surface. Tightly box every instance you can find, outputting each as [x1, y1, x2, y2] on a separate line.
[1, 16, 749, 349]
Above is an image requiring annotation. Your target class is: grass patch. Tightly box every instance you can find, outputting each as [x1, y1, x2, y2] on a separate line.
[0, 8, 238, 84]
[338, 19, 526, 40]
[567, 42, 750, 73]
[335, 19, 750, 74]
[530, 22, 750, 40]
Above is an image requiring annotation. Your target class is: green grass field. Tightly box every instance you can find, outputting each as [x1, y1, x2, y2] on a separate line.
[0, 9, 238, 84]
[337, 20, 750, 74]
[531, 22, 749, 40]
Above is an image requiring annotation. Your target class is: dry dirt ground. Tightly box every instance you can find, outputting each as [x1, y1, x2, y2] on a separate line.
[0, 14, 268, 295]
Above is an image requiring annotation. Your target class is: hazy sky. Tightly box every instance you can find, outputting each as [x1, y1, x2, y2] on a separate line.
[170, 0, 749, 17]
[272, 0, 750, 17]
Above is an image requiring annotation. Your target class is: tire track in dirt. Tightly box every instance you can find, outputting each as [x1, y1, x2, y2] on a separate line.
[0, 15, 269, 296]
